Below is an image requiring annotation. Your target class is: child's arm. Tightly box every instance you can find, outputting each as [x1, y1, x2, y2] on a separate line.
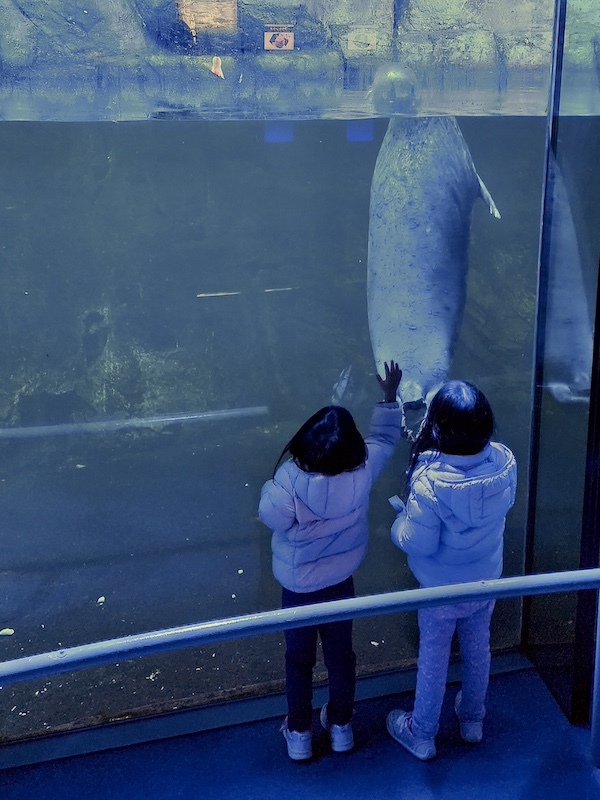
[365, 360, 404, 478]
[258, 475, 296, 531]
[390, 482, 441, 556]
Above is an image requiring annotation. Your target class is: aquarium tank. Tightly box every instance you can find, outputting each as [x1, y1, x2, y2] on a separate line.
[0, 0, 598, 763]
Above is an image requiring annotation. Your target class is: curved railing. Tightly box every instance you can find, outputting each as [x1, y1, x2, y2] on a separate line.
[1, 568, 600, 764]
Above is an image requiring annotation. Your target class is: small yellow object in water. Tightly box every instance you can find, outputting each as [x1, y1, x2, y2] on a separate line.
[0, 628, 15, 636]
[97, 596, 106, 605]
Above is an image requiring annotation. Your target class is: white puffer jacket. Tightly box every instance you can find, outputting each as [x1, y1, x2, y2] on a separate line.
[259, 403, 403, 593]
[391, 442, 517, 588]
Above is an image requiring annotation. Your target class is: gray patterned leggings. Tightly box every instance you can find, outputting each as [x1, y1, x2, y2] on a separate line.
[411, 599, 495, 740]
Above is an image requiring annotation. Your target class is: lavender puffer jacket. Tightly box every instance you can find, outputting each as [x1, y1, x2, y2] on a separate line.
[259, 403, 403, 593]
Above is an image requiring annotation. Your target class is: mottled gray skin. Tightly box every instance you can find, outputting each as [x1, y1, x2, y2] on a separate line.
[368, 115, 488, 406]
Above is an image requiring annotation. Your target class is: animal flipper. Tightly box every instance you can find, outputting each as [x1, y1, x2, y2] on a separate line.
[477, 174, 501, 219]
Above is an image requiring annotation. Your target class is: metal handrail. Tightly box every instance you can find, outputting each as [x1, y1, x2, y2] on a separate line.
[2, 568, 600, 764]
[1, 568, 598, 684]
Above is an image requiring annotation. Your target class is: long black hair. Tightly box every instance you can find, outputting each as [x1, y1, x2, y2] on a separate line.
[274, 405, 367, 476]
[406, 380, 495, 486]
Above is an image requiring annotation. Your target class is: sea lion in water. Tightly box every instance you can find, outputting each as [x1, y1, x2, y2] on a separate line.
[367, 112, 499, 406]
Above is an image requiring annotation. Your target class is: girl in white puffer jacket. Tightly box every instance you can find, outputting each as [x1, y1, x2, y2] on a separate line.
[387, 380, 517, 761]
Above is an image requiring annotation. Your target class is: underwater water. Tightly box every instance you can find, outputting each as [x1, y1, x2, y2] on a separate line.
[0, 115, 597, 741]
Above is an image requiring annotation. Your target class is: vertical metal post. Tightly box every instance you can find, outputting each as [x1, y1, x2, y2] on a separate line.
[590, 589, 600, 767]
[521, 0, 567, 647]
[571, 253, 600, 723]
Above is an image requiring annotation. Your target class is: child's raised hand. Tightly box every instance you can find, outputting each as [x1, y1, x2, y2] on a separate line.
[377, 360, 402, 403]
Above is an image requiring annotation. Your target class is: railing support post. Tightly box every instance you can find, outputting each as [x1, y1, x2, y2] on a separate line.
[590, 590, 600, 768]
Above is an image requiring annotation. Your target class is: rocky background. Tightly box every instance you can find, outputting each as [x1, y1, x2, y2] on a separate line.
[0, 0, 596, 119]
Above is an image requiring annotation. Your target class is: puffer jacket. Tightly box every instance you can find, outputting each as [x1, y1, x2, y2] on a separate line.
[391, 442, 517, 588]
[259, 403, 403, 593]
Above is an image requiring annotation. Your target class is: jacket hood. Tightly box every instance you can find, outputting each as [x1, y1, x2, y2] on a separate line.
[416, 443, 516, 528]
[279, 459, 372, 521]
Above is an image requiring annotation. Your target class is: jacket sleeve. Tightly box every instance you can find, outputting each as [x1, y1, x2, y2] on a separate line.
[258, 476, 296, 532]
[391, 477, 441, 556]
[365, 403, 403, 481]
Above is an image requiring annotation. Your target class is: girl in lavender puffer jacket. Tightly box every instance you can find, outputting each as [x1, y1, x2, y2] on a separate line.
[259, 362, 403, 761]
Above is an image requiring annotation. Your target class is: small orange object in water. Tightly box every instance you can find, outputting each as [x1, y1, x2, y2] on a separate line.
[211, 56, 224, 79]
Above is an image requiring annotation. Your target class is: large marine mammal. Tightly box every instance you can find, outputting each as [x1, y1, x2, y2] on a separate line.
[367, 114, 499, 406]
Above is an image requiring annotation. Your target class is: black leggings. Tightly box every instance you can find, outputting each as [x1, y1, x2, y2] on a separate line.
[282, 576, 356, 731]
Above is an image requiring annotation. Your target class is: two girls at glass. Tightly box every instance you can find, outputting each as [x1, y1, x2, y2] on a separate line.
[259, 370, 516, 762]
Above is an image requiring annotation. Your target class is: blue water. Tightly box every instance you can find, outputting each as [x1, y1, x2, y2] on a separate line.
[0, 116, 598, 743]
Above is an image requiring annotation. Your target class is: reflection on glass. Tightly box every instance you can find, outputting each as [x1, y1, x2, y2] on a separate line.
[525, 110, 600, 718]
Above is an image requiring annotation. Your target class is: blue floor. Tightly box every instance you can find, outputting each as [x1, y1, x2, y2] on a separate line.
[1, 670, 599, 799]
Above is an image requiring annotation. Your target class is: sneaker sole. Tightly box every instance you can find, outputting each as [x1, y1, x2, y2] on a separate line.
[331, 737, 354, 753]
[287, 748, 312, 761]
[284, 738, 312, 761]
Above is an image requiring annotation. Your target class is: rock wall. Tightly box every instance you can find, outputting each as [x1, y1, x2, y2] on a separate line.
[0, 0, 596, 119]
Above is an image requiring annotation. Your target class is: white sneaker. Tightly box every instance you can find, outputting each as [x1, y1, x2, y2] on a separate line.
[281, 718, 312, 760]
[320, 703, 354, 752]
[454, 691, 483, 743]
[386, 710, 436, 761]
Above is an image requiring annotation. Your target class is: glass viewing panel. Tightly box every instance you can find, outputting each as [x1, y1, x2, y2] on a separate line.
[523, 0, 600, 719]
[0, 0, 596, 745]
